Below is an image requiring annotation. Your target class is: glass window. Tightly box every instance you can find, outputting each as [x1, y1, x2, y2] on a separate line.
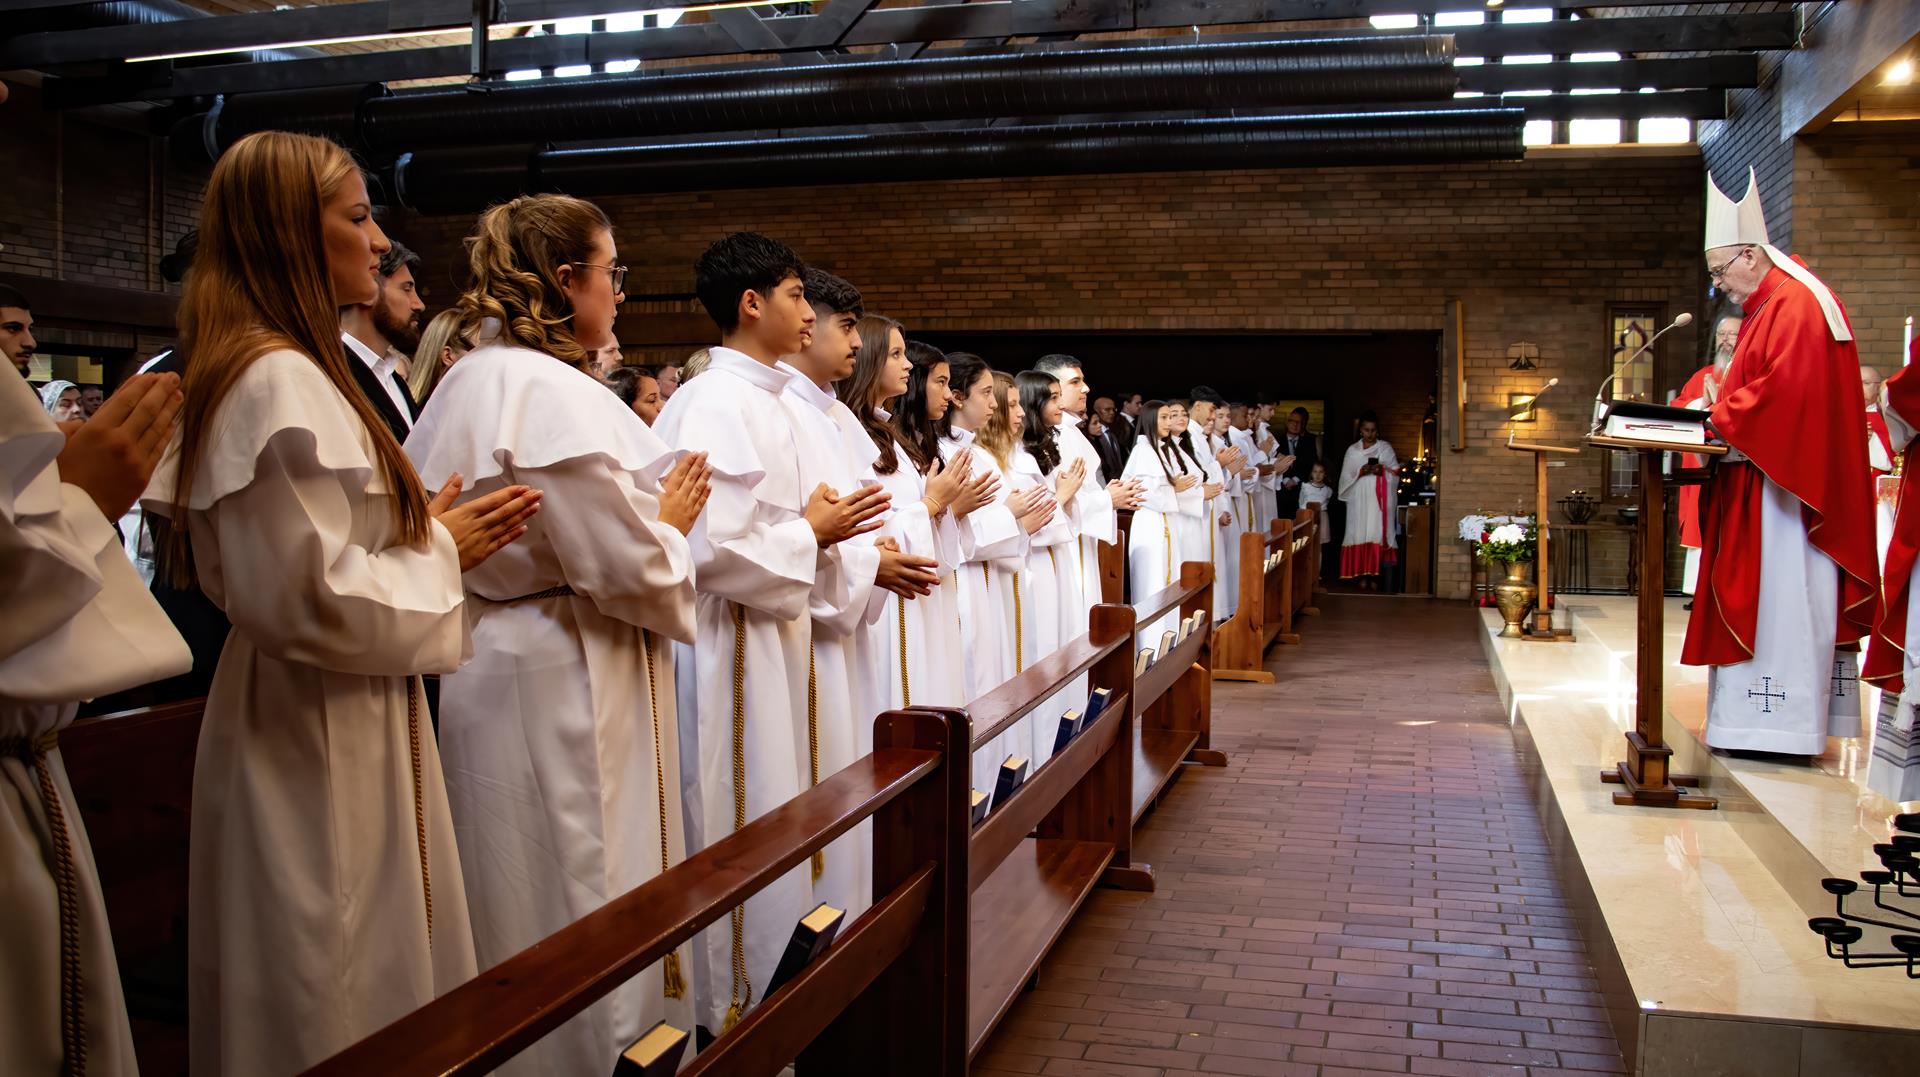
[1569, 118, 1622, 145]
[1606, 308, 1663, 495]
[1639, 117, 1693, 143]
[1435, 11, 1485, 27]
[1522, 119, 1554, 145]
[1369, 14, 1420, 30]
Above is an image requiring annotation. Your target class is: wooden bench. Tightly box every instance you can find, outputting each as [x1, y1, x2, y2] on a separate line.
[1210, 507, 1323, 682]
[1129, 561, 1227, 822]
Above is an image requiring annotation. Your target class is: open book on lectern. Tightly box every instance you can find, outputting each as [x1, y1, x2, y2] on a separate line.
[1597, 400, 1711, 447]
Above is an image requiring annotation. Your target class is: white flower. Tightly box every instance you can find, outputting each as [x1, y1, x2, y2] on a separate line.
[1487, 523, 1528, 545]
[1457, 514, 1489, 541]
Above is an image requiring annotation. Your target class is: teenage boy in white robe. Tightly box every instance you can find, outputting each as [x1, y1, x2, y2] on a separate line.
[776, 269, 939, 918]
[653, 233, 888, 1034]
[1033, 354, 1142, 607]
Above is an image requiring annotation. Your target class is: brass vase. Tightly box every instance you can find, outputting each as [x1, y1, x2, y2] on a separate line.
[1493, 560, 1534, 638]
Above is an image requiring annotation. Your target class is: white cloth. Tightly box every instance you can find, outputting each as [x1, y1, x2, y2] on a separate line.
[826, 401, 893, 743]
[1121, 438, 1201, 641]
[142, 349, 477, 1076]
[2, 363, 191, 1077]
[404, 341, 697, 1075]
[943, 435, 1028, 791]
[1871, 573, 1920, 801]
[1056, 414, 1117, 607]
[343, 331, 413, 430]
[1338, 438, 1400, 556]
[1704, 478, 1855, 754]
[1300, 481, 1334, 544]
[1210, 432, 1244, 621]
[868, 431, 966, 715]
[1010, 447, 1084, 766]
[780, 364, 884, 919]
[651, 347, 819, 1031]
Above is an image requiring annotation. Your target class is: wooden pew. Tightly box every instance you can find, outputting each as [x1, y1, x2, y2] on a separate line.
[1130, 562, 1228, 824]
[305, 709, 972, 1077]
[1273, 505, 1322, 645]
[954, 601, 1138, 1060]
[59, 698, 207, 1077]
[1209, 519, 1291, 682]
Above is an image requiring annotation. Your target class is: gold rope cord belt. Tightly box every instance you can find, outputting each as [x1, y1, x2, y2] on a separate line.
[1163, 518, 1173, 586]
[725, 603, 753, 1030]
[505, 584, 576, 602]
[806, 649, 822, 883]
[5, 731, 87, 1077]
[896, 596, 911, 707]
[1012, 570, 1025, 673]
[642, 631, 686, 999]
[406, 679, 432, 943]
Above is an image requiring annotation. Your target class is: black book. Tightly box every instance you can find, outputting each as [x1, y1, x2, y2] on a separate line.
[612, 1021, 689, 1077]
[1084, 687, 1114, 726]
[764, 902, 845, 998]
[991, 754, 1030, 810]
[1052, 709, 1084, 755]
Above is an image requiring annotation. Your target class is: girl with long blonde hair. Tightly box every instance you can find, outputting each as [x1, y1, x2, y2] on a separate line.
[146, 130, 539, 1076]
[403, 193, 712, 1076]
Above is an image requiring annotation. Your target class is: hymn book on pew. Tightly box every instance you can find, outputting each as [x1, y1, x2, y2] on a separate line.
[613, 1021, 689, 1077]
[1053, 709, 1084, 755]
[1136, 648, 1156, 675]
[1085, 687, 1113, 725]
[970, 788, 990, 826]
[991, 754, 1030, 810]
[764, 902, 845, 998]
[1158, 630, 1177, 658]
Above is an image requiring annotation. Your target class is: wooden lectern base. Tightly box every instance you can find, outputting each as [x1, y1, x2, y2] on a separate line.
[1598, 732, 1718, 809]
[1521, 609, 1573, 642]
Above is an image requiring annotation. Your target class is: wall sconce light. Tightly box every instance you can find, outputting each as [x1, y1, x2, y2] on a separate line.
[1507, 342, 1540, 371]
[1508, 392, 1539, 423]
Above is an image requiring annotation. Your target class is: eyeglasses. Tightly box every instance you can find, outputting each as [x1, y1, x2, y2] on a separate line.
[1707, 246, 1751, 283]
[571, 261, 628, 293]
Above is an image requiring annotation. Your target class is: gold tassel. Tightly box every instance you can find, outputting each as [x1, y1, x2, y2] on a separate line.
[662, 950, 686, 1001]
[722, 1002, 744, 1034]
[727, 607, 753, 1025]
[807, 649, 823, 883]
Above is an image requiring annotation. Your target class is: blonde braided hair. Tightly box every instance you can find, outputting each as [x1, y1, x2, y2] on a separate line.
[458, 194, 611, 372]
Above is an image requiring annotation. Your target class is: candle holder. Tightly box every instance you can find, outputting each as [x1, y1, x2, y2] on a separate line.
[1803, 817, 1920, 977]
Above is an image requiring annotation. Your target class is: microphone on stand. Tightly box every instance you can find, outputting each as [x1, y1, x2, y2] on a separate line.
[1508, 378, 1559, 447]
[1591, 313, 1693, 432]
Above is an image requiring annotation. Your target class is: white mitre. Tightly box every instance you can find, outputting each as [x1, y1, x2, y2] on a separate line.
[1705, 167, 1851, 342]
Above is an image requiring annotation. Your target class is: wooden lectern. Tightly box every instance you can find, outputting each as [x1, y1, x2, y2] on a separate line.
[1506, 438, 1581, 640]
[1585, 434, 1723, 810]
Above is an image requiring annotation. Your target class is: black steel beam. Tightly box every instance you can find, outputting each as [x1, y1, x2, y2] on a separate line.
[1457, 54, 1757, 94]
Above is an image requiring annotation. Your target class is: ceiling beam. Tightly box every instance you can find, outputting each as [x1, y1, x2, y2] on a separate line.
[1456, 54, 1758, 95]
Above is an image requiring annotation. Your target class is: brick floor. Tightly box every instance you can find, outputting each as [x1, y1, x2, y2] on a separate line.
[975, 595, 1627, 1077]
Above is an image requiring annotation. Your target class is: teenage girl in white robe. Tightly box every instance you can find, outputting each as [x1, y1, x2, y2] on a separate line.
[1013, 371, 1090, 765]
[403, 195, 713, 1077]
[1207, 409, 1245, 620]
[4, 368, 190, 1077]
[143, 132, 539, 1076]
[1122, 400, 1204, 642]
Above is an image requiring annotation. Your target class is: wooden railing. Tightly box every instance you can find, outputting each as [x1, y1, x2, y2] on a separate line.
[1129, 562, 1228, 817]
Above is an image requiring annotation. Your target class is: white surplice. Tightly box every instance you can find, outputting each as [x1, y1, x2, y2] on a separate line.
[1704, 477, 1854, 754]
[780, 365, 885, 919]
[3, 365, 191, 1077]
[825, 402, 893, 741]
[143, 349, 478, 1077]
[652, 348, 818, 1032]
[1056, 414, 1118, 606]
[1121, 438, 1203, 641]
[942, 434, 1029, 790]
[1010, 446, 1084, 766]
[1338, 438, 1399, 575]
[868, 428, 966, 714]
[1208, 430, 1242, 620]
[404, 339, 697, 1075]
[1301, 481, 1334, 544]
[1229, 424, 1272, 540]
[1866, 392, 1919, 798]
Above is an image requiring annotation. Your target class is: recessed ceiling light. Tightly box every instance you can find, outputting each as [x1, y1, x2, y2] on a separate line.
[1887, 59, 1915, 85]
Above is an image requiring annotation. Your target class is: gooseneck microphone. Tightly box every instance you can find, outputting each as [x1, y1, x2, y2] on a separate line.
[1591, 313, 1694, 431]
[1508, 378, 1559, 446]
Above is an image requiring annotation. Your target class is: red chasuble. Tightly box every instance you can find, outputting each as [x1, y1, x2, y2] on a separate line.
[1864, 337, 1920, 692]
[1681, 262, 1880, 667]
[1674, 363, 1716, 549]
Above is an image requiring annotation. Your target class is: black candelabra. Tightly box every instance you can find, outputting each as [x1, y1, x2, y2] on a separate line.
[1806, 813, 1920, 976]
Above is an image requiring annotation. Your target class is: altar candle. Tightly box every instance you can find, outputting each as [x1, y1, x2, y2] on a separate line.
[1906, 316, 1914, 365]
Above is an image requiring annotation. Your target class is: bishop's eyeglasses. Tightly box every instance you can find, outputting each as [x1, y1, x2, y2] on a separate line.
[1707, 246, 1752, 283]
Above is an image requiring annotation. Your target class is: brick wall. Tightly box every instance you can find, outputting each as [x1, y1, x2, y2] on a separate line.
[403, 147, 1707, 598]
[1793, 129, 1920, 375]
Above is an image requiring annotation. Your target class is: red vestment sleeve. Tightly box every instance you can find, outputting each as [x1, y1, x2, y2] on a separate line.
[1864, 339, 1920, 691]
[1682, 265, 1880, 666]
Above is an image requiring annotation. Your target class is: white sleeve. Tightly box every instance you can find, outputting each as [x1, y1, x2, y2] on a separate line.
[687, 468, 818, 622]
[522, 455, 698, 644]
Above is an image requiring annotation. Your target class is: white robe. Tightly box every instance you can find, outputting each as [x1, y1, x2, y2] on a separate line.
[1208, 431, 1243, 620]
[1010, 446, 1084, 766]
[3, 365, 191, 1077]
[404, 340, 698, 1075]
[143, 349, 479, 1076]
[1338, 438, 1399, 576]
[780, 366, 885, 920]
[867, 426, 966, 715]
[1121, 438, 1202, 641]
[941, 434, 1028, 791]
[1300, 481, 1335, 544]
[1229, 425, 1271, 539]
[1868, 391, 1919, 797]
[652, 348, 818, 1032]
[1704, 477, 1854, 754]
[825, 402, 894, 741]
[1056, 414, 1118, 607]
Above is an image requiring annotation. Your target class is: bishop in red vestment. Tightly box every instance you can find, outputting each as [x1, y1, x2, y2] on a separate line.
[1860, 338, 1920, 800]
[1683, 169, 1877, 755]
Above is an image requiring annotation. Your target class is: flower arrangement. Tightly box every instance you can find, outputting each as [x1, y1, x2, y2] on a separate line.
[1479, 521, 1536, 564]
[1456, 513, 1532, 543]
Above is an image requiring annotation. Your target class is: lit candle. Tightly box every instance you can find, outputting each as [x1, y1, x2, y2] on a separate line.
[1906, 316, 1914, 366]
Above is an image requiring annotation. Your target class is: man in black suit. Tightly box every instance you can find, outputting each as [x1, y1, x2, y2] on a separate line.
[341, 239, 427, 433]
[1092, 393, 1133, 466]
[1275, 406, 1320, 519]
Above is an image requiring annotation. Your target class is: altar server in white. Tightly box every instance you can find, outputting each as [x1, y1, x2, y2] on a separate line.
[145, 132, 541, 1076]
[4, 367, 190, 1077]
[1124, 400, 1205, 640]
[404, 194, 714, 1075]
[1013, 370, 1088, 765]
[654, 233, 889, 1033]
[1338, 412, 1399, 589]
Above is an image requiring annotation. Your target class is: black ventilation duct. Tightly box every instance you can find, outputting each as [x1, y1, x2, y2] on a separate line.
[390, 108, 1525, 214]
[195, 36, 1459, 160]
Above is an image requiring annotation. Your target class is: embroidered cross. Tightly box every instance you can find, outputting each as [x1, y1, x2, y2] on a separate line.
[1748, 677, 1787, 714]
[1831, 659, 1855, 699]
